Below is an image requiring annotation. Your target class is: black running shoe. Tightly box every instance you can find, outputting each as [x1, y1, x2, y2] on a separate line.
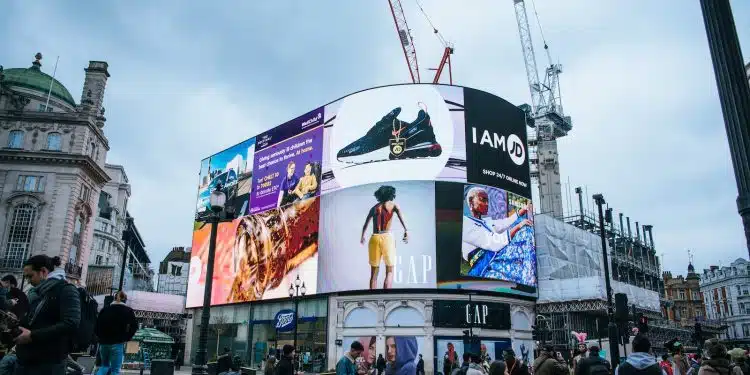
[388, 109, 442, 160]
[337, 107, 408, 163]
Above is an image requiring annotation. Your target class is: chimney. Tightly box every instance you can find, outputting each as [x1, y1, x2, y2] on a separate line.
[80, 61, 110, 123]
[619, 213, 625, 234]
[642, 225, 649, 248]
[635, 221, 641, 244]
[646, 225, 655, 248]
[626, 217, 632, 239]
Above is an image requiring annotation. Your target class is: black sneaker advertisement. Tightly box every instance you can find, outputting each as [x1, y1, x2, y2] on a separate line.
[463, 88, 531, 198]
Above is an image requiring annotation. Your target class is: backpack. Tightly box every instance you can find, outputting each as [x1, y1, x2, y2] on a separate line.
[588, 360, 610, 375]
[75, 286, 99, 351]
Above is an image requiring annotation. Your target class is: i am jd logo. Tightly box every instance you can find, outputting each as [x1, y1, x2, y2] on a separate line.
[471, 127, 526, 166]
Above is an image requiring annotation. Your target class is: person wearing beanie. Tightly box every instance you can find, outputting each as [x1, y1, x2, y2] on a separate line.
[699, 339, 732, 375]
[576, 346, 610, 375]
[277, 344, 298, 375]
[728, 348, 749, 375]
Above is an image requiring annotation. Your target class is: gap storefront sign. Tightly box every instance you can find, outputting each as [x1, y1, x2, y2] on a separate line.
[432, 300, 511, 330]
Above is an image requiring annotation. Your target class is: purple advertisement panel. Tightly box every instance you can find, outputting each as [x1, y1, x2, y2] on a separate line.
[255, 107, 324, 152]
[250, 125, 324, 214]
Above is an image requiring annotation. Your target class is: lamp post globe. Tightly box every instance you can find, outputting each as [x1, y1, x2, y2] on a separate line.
[209, 188, 226, 212]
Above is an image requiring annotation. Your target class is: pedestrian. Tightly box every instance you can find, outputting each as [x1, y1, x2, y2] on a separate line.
[279, 344, 303, 375]
[575, 346, 610, 375]
[467, 353, 487, 375]
[337, 341, 365, 375]
[418, 354, 425, 375]
[699, 339, 732, 375]
[489, 360, 506, 375]
[729, 348, 749, 375]
[533, 346, 570, 375]
[614, 334, 664, 375]
[265, 356, 277, 375]
[377, 354, 387, 375]
[503, 349, 529, 375]
[452, 353, 472, 375]
[14, 254, 80, 375]
[661, 355, 674, 375]
[688, 353, 702, 375]
[94, 290, 138, 375]
[673, 343, 690, 375]
[0, 275, 28, 321]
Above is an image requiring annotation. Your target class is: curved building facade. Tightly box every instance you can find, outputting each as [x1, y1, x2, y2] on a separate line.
[185, 84, 537, 374]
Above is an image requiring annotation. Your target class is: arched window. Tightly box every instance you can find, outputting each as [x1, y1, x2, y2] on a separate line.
[385, 306, 423, 327]
[3, 204, 38, 269]
[344, 307, 377, 328]
[69, 215, 83, 264]
[8, 130, 24, 149]
[46, 132, 62, 151]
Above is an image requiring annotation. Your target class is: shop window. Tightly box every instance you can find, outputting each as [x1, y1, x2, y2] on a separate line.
[344, 307, 377, 328]
[385, 306, 422, 327]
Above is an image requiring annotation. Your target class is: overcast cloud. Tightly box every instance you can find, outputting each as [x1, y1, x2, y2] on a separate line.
[1, 0, 748, 276]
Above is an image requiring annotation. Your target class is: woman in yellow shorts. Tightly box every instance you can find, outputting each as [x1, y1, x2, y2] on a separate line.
[360, 185, 409, 290]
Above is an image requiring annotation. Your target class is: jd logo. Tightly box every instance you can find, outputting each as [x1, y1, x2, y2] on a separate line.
[506, 134, 525, 166]
[471, 127, 526, 166]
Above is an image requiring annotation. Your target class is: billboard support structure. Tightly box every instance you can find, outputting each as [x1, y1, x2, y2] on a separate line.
[192, 188, 236, 375]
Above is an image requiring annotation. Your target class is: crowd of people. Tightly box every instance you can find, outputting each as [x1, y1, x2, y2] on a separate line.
[0, 254, 138, 375]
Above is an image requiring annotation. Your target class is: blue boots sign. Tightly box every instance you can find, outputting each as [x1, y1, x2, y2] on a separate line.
[275, 309, 296, 332]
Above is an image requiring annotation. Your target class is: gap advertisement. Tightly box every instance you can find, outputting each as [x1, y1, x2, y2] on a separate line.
[186, 84, 535, 307]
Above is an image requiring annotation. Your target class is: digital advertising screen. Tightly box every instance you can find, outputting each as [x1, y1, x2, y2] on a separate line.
[186, 84, 535, 308]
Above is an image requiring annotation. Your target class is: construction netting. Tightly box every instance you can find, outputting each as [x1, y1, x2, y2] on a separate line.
[535, 214, 660, 311]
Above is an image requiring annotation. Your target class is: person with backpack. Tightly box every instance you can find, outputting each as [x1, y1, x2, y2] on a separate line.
[615, 334, 667, 375]
[14, 254, 80, 375]
[575, 346, 610, 375]
[452, 353, 472, 375]
[94, 290, 138, 375]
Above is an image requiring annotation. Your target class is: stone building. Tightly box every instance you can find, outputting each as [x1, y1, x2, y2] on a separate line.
[0, 53, 111, 283]
[662, 263, 706, 326]
[157, 246, 190, 296]
[701, 258, 750, 345]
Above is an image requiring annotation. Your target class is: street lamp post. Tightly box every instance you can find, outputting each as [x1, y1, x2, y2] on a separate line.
[192, 186, 235, 375]
[289, 274, 307, 369]
[593, 194, 620, 366]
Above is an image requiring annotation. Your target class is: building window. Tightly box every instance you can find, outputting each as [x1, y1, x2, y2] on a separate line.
[8, 130, 24, 149]
[4, 204, 38, 267]
[15, 175, 45, 193]
[738, 286, 742, 295]
[46, 132, 62, 151]
[171, 265, 182, 276]
[69, 215, 83, 264]
[679, 290, 686, 300]
[88, 142, 97, 159]
[37, 103, 53, 112]
[80, 185, 91, 202]
[741, 303, 746, 315]
[95, 255, 103, 265]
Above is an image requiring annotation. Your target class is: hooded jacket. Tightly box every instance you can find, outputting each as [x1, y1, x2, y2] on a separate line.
[534, 353, 569, 375]
[386, 337, 418, 375]
[699, 358, 733, 375]
[615, 352, 667, 375]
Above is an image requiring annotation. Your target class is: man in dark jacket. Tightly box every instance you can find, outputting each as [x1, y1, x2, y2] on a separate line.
[377, 354, 387, 375]
[504, 349, 530, 375]
[15, 254, 80, 375]
[1, 275, 29, 320]
[94, 290, 138, 375]
[615, 335, 664, 375]
[277, 344, 297, 375]
[533, 346, 569, 375]
[418, 354, 425, 375]
[576, 346, 610, 375]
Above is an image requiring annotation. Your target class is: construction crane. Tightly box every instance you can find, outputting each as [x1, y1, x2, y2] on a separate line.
[513, 0, 572, 219]
[387, 0, 454, 84]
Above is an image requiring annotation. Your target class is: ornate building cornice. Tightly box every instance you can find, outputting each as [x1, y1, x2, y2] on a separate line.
[0, 149, 110, 185]
[0, 110, 109, 150]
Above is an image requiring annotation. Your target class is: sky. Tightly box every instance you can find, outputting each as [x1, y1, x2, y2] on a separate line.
[1, 0, 749, 277]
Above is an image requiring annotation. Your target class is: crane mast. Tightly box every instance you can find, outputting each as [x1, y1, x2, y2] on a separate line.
[388, 0, 421, 83]
[513, 0, 572, 219]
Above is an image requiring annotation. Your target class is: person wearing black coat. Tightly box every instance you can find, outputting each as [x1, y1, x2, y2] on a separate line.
[14, 255, 81, 375]
[504, 349, 530, 375]
[276, 345, 296, 375]
[95, 290, 138, 374]
[1, 275, 29, 320]
[377, 354, 387, 375]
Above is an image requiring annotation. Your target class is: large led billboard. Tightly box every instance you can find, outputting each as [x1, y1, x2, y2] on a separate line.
[186, 84, 535, 308]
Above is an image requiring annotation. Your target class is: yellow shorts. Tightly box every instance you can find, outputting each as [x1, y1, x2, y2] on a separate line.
[368, 233, 395, 267]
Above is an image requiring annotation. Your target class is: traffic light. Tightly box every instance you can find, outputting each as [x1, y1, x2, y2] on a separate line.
[637, 314, 649, 333]
[693, 323, 703, 345]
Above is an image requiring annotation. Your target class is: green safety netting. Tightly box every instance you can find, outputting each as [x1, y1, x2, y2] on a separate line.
[125, 328, 175, 363]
